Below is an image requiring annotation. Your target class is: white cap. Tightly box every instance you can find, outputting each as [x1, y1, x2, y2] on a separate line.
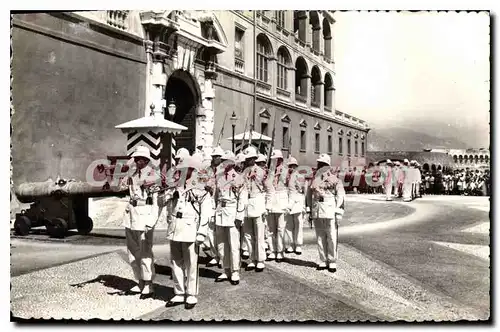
[270, 149, 283, 160]
[131, 146, 152, 161]
[256, 153, 267, 163]
[386, 159, 393, 165]
[236, 153, 246, 164]
[243, 146, 258, 159]
[211, 146, 224, 157]
[176, 155, 203, 170]
[403, 159, 410, 164]
[394, 161, 401, 166]
[316, 153, 331, 166]
[221, 150, 236, 162]
[175, 148, 190, 160]
[287, 157, 298, 166]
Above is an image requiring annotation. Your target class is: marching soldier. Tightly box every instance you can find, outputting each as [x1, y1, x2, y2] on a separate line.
[256, 153, 267, 169]
[164, 155, 211, 309]
[384, 159, 394, 201]
[265, 149, 289, 262]
[415, 162, 422, 198]
[119, 146, 160, 299]
[307, 153, 346, 273]
[255, 153, 272, 256]
[410, 160, 417, 200]
[284, 157, 305, 255]
[242, 146, 267, 272]
[203, 146, 224, 268]
[214, 150, 247, 284]
[402, 159, 412, 202]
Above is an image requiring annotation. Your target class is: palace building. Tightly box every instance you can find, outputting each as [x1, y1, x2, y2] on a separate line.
[11, 10, 370, 187]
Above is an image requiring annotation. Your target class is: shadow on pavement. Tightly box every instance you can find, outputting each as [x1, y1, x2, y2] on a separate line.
[282, 257, 317, 268]
[69, 274, 176, 302]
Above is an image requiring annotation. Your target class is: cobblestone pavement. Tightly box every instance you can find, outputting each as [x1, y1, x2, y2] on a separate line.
[10, 195, 490, 322]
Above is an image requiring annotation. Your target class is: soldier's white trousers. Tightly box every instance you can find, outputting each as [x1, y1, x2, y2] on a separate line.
[204, 217, 219, 260]
[313, 218, 338, 264]
[267, 212, 287, 253]
[125, 228, 155, 281]
[402, 182, 412, 201]
[216, 226, 241, 273]
[243, 215, 267, 263]
[385, 182, 393, 200]
[169, 241, 199, 296]
[285, 213, 304, 249]
[416, 183, 420, 197]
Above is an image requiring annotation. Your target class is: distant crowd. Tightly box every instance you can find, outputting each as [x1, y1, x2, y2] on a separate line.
[348, 166, 490, 197]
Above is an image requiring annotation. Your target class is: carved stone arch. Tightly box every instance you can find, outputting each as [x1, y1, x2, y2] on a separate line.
[256, 33, 274, 56]
[276, 45, 292, 65]
[346, 130, 352, 137]
[314, 121, 321, 130]
[338, 128, 344, 135]
[326, 125, 333, 133]
[300, 119, 308, 128]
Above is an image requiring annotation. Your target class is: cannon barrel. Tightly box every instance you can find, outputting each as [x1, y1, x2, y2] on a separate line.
[15, 180, 128, 204]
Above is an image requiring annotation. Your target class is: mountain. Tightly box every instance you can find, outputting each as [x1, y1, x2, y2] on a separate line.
[367, 127, 468, 151]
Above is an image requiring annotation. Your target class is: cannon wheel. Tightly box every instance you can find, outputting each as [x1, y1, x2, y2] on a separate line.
[77, 216, 93, 235]
[14, 215, 31, 236]
[46, 218, 68, 238]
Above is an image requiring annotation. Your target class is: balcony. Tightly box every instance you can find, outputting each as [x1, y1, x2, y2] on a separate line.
[106, 10, 130, 30]
[235, 48, 243, 59]
[234, 57, 244, 74]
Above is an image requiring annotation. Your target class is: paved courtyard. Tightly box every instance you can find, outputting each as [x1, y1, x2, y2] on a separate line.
[10, 195, 490, 322]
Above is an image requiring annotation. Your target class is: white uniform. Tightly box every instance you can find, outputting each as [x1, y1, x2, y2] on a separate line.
[384, 165, 394, 201]
[215, 167, 247, 276]
[243, 165, 267, 264]
[121, 168, 160, 282]
[265, 164, 289, 257]
[308, 167, 345, 268]
[402, 165, 412, 202]
[165, 180, 211, 299]
[285, 168, 307, 251]
[199, 165, 219, 264]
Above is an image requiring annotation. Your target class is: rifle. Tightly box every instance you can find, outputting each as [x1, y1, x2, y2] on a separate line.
[217, 112, 228, 146]
[240, 118, 248, 153]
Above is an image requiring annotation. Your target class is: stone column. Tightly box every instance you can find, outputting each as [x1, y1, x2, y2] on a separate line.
[324, 36, 332, 61]
[298, 11, 308, 43]
[303, 74, 311, 107]
[269, 56, 277, 97]
[312, 26, 322, 53]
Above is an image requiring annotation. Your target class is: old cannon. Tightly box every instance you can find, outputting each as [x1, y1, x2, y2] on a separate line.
[13, 161, 130, 238]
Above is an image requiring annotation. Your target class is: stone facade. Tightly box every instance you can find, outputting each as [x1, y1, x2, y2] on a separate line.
[11, 10, 371, 188]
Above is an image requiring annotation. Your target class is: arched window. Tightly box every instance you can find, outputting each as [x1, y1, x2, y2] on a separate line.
[423, 163, 430, 171]
[459, 155, 463, 163]
[324, 73, 334, 111]
[474, 155, 479, 163]
[453, 155, 458, 163]
[295, 56, 309, 103]
[309, 11, 321, 53]
[323, 17, 332, 60]
[256, 34, 272, 82]
[485, 155, 489, 163]
[310, 66, 322, 107]
[277, 46, 291, 90]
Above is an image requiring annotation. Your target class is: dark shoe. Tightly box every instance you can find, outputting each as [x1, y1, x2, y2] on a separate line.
[165, 301, 183, 308]
[317, 265, 327, 271]
[165, 295, 185, 307]
[139, 293, 154, 300]
[185, 303, 196, 310]
[215, 273, 228, 282]
[245, 263, 255, 271]
[218, 263, 223, 269]
[255, 267, 264, 272]
[230, 279, 240, 285]
[328, 267, 337, 273]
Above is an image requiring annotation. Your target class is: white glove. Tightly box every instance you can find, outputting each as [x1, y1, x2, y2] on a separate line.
[195, 234, 205, 244]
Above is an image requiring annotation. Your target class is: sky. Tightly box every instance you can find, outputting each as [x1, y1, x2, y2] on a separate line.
[333, 11, 490, 147]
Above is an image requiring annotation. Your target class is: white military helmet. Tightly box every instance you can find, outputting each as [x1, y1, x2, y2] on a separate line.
[243, 146, 258, 160]
[222, 150, 236, 162]
[211, 146, 224, 157]
[386, 159, 393, 165]
[403, 159, 410, 164]
[236, 153, 246, 164]
[176, 155, 203, 170]
[175, 147, 190, 160]
[270, 149, 283, 160]
[256, 153, 267, 163]
[316, 153, 331, 166]
[287, 157, 298, 166]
